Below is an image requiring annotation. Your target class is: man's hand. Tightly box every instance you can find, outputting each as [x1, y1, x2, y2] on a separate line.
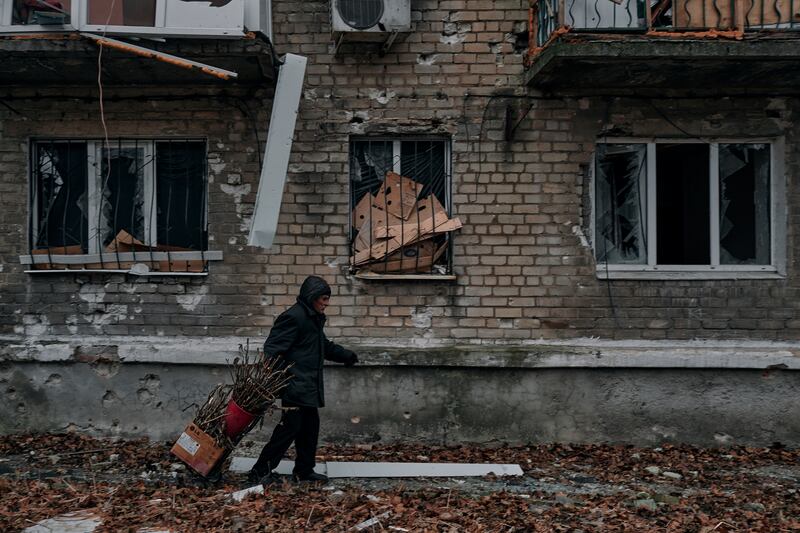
[345, 351, 359, 367]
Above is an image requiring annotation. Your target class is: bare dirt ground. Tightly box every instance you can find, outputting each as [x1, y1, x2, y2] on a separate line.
[2, 433, 799, 532]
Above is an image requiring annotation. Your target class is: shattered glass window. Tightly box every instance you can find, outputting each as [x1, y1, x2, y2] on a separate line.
[32, 141, 88, 251]
[594, 143, 647, 264]
[30, 139, 209, 272]
[595, 140, 775, 271]
[351, 139, 395, 205]
[719, 144, 771, 265]
[99, 146, 148, 248]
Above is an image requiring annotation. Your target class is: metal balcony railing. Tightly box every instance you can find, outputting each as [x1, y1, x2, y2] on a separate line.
[532, 0, 800, 47]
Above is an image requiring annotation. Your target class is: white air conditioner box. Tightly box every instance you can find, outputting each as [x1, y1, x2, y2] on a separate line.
[331, 0, 411, 36]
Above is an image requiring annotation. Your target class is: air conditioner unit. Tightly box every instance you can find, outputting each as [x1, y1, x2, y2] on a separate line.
[331, 0, 411, 51]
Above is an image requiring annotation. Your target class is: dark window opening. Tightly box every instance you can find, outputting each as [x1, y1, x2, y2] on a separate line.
[156, 141, 207, 251]
[33, 141, 88, 252]
[656, 143, 710, 265]
[719, 144, 771, 265]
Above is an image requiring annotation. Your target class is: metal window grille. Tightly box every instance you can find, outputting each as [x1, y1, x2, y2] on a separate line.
[29, 138, 209, 272]
[349, 137, 454, 275]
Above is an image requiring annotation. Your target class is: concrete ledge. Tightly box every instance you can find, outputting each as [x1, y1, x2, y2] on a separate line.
[525, 37, 800, 93]
[1, 335, 799, 370]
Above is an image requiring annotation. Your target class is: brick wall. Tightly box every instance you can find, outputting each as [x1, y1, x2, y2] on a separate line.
[1, 0, 799, 344]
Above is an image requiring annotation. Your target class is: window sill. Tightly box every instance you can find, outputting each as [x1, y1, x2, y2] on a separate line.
[24, 269, 209, 277]
[597, 268, 784, 280]
[354, 272, 457, 282]
[19, 250, 223, 276]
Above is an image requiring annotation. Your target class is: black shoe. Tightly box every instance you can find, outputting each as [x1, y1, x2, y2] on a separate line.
[259, 472, 282, 486]
[293, 471, 328, 483]
[246, 469, 263, 484]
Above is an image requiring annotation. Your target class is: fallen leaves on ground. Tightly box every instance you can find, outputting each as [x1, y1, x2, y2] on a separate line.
[1, 433, 799, 532]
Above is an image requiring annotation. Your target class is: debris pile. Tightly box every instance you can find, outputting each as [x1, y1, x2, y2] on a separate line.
[352, 172, 462, 274]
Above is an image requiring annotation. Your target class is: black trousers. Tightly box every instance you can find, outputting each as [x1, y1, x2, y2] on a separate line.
[251, 404, 320, 477]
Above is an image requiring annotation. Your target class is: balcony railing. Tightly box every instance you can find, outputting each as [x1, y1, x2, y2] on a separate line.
[533, 0, 800, 47]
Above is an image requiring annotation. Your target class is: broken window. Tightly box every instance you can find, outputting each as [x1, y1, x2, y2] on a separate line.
[32, 141, 88, 252]
[29, 139, 212, 273]
[719, 144, 771, 265]
[594, 143, 647, 264]
[594, 141, 775, 273]
[349, 137, 460, 276]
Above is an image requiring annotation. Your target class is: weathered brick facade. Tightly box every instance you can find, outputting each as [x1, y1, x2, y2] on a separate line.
[1, 1, 799, 343]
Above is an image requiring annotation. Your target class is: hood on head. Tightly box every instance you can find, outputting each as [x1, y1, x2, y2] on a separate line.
[298, 275, 331, 309]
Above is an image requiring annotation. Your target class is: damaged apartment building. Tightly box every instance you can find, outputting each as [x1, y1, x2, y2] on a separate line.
[1, 0, 799, 446]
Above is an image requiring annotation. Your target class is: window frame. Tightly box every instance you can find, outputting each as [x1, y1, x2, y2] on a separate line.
[86, 140, 157, 254]
[348, 135, 456, 280]
[78, 0, 244, 38]
[0, 0, 79, 32]
[592, 137, 786, 280]
[0, 0, 253, 37]
[23, 137, 219, 276]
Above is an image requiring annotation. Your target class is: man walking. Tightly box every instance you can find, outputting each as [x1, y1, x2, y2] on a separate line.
[250, 275, 358, 484]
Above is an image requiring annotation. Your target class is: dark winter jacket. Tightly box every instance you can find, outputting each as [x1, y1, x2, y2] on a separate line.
[264, 276, 356, 408]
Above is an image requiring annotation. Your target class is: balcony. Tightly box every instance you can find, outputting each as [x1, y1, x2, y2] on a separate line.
[0, 0, 274, 86]
[525, 0, 800, 93]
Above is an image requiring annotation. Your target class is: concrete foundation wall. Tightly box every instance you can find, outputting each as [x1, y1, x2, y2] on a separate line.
[3, 360, 798, 447]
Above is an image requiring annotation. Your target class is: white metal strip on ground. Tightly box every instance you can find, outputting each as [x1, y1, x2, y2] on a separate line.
[229, 458, 317, 475]
[228, 458, 522, 477]
[326, 462, 523, 478]
[248, 53, 307, 249]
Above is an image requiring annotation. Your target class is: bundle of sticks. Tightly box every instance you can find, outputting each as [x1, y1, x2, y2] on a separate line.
[194, 384, 235, 448]
[352, 172, 462, 274]
[191, 342, 292, 448]
[230, 341, 293, 414]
